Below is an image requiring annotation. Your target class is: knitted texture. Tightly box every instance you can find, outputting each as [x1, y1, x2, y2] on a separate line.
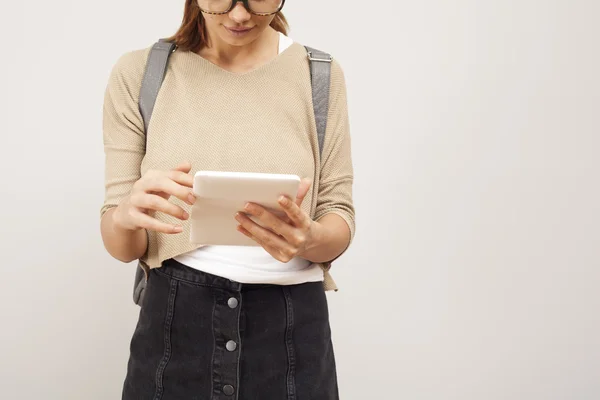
[102, 42, 354, 291]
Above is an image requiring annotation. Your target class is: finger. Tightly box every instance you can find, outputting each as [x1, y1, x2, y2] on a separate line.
[131, 193, 189, 220]
[236, 225, 294, 263]
[295, 178, 312, 207]
[167, 170, 194, 189]
[170, 162, 195, 203]
[132, 209, 184, 234]
[237, 224, 253, 239]
[237, 223, 270, 249]
[235, 212, 294, 254]
[243, 203, 295, 242]
[237, 224, 266, 246]
[147, 176, 195, 205]
[278, 196, 309, 228]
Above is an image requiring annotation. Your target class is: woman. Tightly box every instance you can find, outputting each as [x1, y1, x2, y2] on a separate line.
[100, 0, 355, 398]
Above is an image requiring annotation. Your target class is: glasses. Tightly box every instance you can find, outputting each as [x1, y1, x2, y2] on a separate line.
[198, 0, 285, 16]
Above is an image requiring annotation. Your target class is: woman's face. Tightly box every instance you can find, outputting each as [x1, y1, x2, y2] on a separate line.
[199, 1, 278, 47]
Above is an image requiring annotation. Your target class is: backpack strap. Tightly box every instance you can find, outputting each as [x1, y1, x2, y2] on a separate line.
[304, 46, 333, 159]
[139, 39, 177, 135]
[133, 39, 176, 306]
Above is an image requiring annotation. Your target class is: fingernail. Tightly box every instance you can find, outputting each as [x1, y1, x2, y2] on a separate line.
[173, 226, 183, 233]
[188, 193, 196, 204]
[279, 196, 287, 204]
[183, 211, 189, 220]
[244, 203, 251, 211]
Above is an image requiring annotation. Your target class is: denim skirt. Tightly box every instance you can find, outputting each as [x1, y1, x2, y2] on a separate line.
[121, 258, 339, 400]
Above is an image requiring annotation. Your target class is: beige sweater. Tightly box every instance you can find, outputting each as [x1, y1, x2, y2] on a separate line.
[101, 42, 355, 291]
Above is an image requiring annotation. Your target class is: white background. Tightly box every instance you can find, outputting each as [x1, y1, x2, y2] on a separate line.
[1, 0, 599, 399]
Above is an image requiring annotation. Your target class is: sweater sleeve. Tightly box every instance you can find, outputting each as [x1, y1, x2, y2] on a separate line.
[100, 49, 149, 218]
[313, 59, 356, 257]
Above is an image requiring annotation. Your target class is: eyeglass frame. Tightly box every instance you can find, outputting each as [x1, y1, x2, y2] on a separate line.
[198, 0, 286, 16]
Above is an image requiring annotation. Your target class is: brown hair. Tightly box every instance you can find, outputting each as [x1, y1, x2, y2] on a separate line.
[165, 0, 289, 54]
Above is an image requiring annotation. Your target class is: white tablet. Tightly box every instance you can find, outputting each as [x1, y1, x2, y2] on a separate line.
[189, 171, 301, 246]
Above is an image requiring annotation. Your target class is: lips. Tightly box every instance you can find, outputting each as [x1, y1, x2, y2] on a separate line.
[225, 26, 254, 35]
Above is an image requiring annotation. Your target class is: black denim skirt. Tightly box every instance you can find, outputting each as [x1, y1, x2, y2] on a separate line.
[122, 258, 339, 400]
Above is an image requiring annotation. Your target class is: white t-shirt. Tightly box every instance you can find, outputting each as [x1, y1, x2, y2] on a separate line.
[173, 32, 324, 285]
[278, 31, 293, 54]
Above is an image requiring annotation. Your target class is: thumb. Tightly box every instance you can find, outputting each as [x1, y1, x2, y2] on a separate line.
[295, 178, 312, 206]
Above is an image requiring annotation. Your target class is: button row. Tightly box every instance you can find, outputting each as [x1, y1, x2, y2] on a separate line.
[224, 297, 239, 396]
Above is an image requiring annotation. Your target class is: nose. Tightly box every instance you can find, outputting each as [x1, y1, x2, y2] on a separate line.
[228, 2, 252, 23]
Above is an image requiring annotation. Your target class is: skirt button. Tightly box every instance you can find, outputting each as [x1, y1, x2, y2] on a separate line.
[227, 297, 239, 309]
[226, 340, 237, 352]
[223, 385, 235, 396]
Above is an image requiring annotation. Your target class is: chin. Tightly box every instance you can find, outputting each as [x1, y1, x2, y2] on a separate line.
[222, 37, 252, 46]
[220, 27, 262, 46]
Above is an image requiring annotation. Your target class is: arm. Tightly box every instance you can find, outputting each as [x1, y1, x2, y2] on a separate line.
[100, 49, 194, 263]
[101, 208, 148, 263]
[235, 60, 355, 266]
[299, 213, 351, 264]
[100, 50, 148, 262]
[310, 59, 356, 265]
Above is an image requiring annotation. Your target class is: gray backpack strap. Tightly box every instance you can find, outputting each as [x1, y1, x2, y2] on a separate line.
[133, 39, 176, 306]
[139, 39, 177, 134]
[133, 261, 147, 305]
[305, 46, 332, 158]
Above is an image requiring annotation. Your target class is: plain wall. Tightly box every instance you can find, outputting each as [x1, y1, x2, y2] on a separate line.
[1, 0, 599, 399]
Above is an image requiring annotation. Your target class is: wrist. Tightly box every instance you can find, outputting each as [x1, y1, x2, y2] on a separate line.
[309, 220, 326, 249]
[301, 220, 328, 261]
[111, 204, 140, 234]
[299, 213, 350, 264]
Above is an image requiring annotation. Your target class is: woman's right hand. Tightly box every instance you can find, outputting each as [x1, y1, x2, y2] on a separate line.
[112, 162, 196, 234]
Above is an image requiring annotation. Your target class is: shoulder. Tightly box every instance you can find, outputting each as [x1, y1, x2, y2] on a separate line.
[330, 58, 346, 88]
[106, 45, 153, 91]
[296, 43, 347, 86]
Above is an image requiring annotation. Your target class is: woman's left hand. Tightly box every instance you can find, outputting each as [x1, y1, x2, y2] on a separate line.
[234, 178, 319, 263]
